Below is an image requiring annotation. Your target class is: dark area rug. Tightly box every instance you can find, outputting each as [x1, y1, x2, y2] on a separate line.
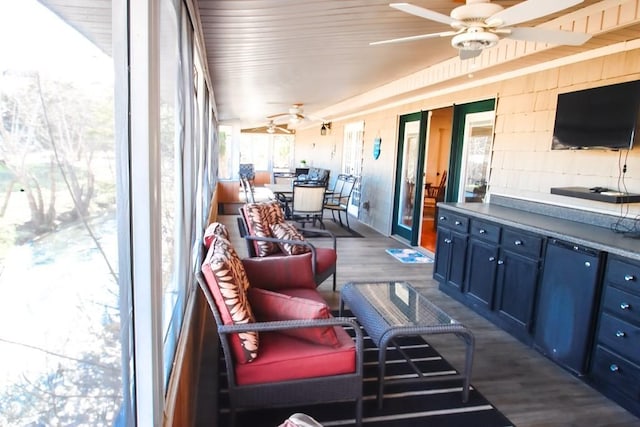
[311, 218, 363, 238]
[217, 315, 515, 426]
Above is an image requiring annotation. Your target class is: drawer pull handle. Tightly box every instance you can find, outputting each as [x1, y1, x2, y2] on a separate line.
[488, 256, 496, 262]
[585, 261, 591, 268]
[479, 229, 486, 234]
[444, 238, 452, 244]
[620, 302, 631, 310]
[514, 240, 523, 246]
[439, 216, 446, 221]
[616, 330, 626, 338]
[497, 260, 504, 265]
[624, 274, 635, 281]
[455, 220, 462, 225]
[609, 364, 619, 373]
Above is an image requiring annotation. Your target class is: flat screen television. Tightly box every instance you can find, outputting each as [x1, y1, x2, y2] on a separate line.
[551, 80, 640, 150]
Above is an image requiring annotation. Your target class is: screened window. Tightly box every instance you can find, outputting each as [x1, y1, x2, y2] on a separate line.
[239, 132, 295, 174]
[0, 1, 121, 424]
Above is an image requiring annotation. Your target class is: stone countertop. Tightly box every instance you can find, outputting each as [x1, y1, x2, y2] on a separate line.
[439, 202, 640, 261]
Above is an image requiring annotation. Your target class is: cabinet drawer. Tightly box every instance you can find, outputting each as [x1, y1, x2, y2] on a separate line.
[602, 286, 640, 324]
[598, 312, 640, 363]
[606, 257, 640, 293]
[437, 211, 469, 233]
[501, 228, 542, 258]
[470, 219, 500, 243]
[591, 345, 640, 401]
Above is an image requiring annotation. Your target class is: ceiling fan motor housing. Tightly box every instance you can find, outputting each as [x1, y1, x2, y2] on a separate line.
[452, 29, 499, 51]
[450, 0, 503, 23]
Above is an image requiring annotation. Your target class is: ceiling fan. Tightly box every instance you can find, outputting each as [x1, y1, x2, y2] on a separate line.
[371, 0, 592, 60]
[241, 120, 293, 135]
[267, 103, 306, 124]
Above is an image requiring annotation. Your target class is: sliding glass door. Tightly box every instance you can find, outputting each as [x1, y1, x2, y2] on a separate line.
[392, 112, 428, 243]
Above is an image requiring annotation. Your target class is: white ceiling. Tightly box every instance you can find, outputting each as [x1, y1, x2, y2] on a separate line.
[38, 0, 640, 130]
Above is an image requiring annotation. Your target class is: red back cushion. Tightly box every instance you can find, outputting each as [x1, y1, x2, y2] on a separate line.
[248, 287, 340, 347]
[242, 201, 286, 256]
[202, 236, 258, 363]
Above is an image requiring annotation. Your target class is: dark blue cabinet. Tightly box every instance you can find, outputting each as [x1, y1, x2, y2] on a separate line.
[433, 212, 469, 293]
[590, 256, 640, 416]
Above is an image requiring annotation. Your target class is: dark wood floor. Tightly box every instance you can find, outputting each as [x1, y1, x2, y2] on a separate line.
[201, 214, 639, 427]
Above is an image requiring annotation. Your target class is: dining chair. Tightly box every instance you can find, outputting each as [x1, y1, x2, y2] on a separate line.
[240, 176, 255, 203]
[423, 171, 447, 228]
[324, 175, 357, 229]
[291, 183, 326, 228]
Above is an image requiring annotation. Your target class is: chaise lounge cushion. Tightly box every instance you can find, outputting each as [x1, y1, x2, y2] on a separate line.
[243, 201, 286, 257]
[202, 236, 259, 364]
[248, 288, 340, 347]
[234, 327, 356, 386]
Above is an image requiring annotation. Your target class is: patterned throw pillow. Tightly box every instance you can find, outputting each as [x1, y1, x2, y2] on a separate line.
[202, 236, 258, 363]
[203, 222, 229, 248]
[270, 221, 311, 255]
[243, 201, 286, 256]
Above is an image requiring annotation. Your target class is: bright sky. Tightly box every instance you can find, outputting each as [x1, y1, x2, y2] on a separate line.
[0, 0, 111, 82]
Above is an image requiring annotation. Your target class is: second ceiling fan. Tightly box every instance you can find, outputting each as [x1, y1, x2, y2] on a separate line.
[267, 103, 306, 124]
[371, 0, 592, 59]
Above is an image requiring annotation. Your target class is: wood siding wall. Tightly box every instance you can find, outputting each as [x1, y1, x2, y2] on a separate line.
[295, 48, 640, 235]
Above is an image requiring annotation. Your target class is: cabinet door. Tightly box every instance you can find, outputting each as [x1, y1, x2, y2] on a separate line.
[433, 227, 452, 283]
[434, 228, 467, 292]
[534, 240, 602, 375]
[495, 249, 540, 335]
[448, 230, 468, 291]
[465, 238, 499, 310]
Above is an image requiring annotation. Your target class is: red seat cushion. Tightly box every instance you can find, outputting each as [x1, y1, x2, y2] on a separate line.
[248, 288, 340, 347]
[235, 328, 356, 385]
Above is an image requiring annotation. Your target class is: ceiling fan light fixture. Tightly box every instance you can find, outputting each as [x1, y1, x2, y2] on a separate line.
[451, 31, 499, 51]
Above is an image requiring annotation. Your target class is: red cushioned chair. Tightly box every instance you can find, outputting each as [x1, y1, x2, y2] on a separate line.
[197, 232, 363, 426]
[238, 202, 338, 291]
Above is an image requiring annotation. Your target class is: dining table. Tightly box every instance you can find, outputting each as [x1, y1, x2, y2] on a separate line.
[264, 183, 293, 196]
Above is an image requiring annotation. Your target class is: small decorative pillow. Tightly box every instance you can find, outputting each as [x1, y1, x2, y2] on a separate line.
[243, 201, 286, 256]
[270, 221, 311, 255]
[202, 236, 258, 363]
[248, 287, 340, 347]
[203, 222, 229, 248]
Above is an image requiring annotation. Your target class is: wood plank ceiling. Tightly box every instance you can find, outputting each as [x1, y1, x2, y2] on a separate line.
[38, 0, 640, 129]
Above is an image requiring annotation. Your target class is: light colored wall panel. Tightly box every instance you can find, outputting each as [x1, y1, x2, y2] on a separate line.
[295, 49, 640, 234]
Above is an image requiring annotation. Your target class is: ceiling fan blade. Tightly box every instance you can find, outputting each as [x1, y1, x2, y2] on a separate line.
[266, 112, 288, 119]
[459, 49, 482, 60]
[507, 27, 591, 46]
[390, 2, 457, 26]
[488, 0, 584, 28]
[370, 30, 458, 46]
[277, 126, 292, 134]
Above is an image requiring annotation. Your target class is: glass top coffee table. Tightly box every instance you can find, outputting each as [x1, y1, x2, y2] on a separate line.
[340, 281, 475, 408]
